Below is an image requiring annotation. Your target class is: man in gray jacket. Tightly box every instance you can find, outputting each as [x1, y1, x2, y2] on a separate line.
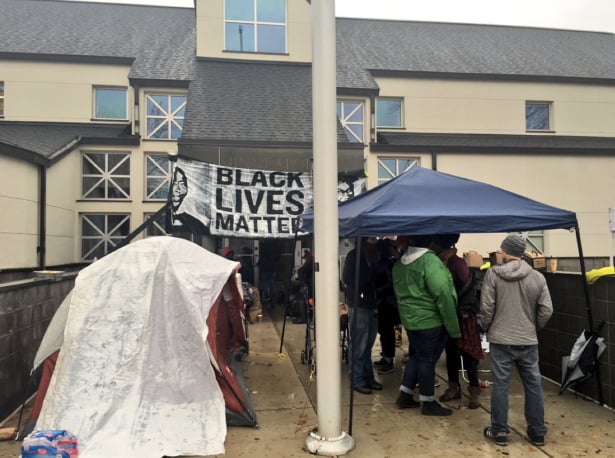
[480, 234, 553, 447]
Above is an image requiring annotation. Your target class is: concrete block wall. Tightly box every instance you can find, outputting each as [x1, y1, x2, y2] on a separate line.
[0, 275, 76, 420]
[540, 273, 614, 408]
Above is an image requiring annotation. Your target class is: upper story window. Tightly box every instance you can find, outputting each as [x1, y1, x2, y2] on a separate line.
[146, 94, 186, 140]
[82, 151, 130, 199]
[377, 157, 417, 185]
[0, 81, 4, 117]
[526, 101, 552, 131]
[94, 87, 127, 120]
[145, 154, 171, 200]
[225, 0, 286, 54]
[337, 100, 364, 143]
[376, 98, 403, 128]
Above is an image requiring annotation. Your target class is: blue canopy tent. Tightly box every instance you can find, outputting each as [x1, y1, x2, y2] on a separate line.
[299, 166, 602, 410]
[300, 166, 577, 236]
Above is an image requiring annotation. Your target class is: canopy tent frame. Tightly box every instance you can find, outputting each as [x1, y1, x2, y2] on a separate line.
[300, 166, 604, 420]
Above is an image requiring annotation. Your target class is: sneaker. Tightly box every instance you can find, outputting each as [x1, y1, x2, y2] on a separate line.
[484, 427, 507, 446]
[421, 401, 452, 416]
[353, 385, 372, 395]
[376, 360, 395, 374]
[395, 391, 420, 409]
[528, 433, 545, 446]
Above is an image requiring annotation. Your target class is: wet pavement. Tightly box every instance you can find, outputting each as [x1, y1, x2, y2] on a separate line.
[1, 306, 614, 457]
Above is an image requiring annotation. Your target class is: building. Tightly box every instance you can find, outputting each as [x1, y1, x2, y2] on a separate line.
[2, 0, 615, 272]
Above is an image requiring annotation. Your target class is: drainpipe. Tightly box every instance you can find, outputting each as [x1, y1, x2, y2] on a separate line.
[431, 151, 437, 170]
[37, 165, 46, 269]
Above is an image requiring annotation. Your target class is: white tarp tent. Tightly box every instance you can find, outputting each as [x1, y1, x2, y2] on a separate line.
[35, 237, 240, 458]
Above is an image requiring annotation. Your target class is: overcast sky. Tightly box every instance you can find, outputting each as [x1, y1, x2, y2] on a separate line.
[72, 0, 615, 34]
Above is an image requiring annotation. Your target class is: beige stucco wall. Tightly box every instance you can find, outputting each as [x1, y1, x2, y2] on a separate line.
[195, 0, 311, 62]
[0, 155, 40, 268]
[375, 77, 615, 136]
[1, 60, 132, 122]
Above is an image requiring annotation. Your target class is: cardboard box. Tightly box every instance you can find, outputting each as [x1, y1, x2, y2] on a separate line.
[489, 251, 504, 266]
[523, 251, 546, 270]
[463, 251, 484, 268]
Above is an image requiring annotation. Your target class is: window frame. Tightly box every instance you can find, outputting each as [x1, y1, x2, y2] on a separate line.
[93, 86, 128, 121]
[375, 97, 403, 129]
[144, 212, 168, 237]
[224, 0, 287, 54]
[80, 213, 131, 261]
[144, 153, 172, 201]
[377, 157, 418, 185]
[336, 99, 365, 143]
[525, 101, 553, 132]
[145, 93, 187, 141]
[81, 151, 131, 200]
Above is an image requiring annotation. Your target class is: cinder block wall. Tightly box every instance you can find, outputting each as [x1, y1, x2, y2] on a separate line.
[540, 273, 614, 408]
[0, 275, 76, 420]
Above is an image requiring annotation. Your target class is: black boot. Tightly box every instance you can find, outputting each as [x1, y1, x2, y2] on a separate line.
[421, 400, 453, 416]
[395, 391, 420, 409]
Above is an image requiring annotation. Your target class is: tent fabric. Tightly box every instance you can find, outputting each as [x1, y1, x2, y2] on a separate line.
[35, 237, 247, 458]
[299, 167, 577, 237]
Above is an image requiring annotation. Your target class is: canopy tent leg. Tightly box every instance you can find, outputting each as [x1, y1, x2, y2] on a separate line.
[574, 225, 604, 405]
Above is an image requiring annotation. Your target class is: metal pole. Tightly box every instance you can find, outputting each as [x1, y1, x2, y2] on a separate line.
[305, 0, 354, 454]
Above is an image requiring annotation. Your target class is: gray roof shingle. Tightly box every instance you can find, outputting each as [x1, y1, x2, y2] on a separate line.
[181, 60, 348, 144]
[336, 18, 615, 86]
[0, 0, 195, 81]
[0, 122, 138, 164]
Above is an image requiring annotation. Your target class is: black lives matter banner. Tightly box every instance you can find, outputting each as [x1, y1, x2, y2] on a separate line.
[170, 158, 314, 238]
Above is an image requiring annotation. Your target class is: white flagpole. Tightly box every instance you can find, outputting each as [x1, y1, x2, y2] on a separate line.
[305, 0, 354, 455]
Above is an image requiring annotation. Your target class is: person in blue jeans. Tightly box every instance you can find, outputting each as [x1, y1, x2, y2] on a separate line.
[392, 235, 461, 416]
[342, 237, 382, 395]
[480, 234, 553, 447]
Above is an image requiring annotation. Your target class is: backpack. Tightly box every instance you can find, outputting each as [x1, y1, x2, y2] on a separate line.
[457, 271, 482, 317]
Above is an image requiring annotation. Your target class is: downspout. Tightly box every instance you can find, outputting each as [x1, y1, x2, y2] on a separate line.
[38, 165, 46, 269]
[431, 151, 437, 170]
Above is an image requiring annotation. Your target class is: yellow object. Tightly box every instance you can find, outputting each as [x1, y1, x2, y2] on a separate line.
[586, 266, 615, 284]
[480, 261, 491, 270]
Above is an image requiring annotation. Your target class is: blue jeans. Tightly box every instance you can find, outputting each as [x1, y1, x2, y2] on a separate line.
[260, 271, 276, 302]
[401, 326, 448, 401]
[348, 307, 378, 387]
[489, 343, 547, 438]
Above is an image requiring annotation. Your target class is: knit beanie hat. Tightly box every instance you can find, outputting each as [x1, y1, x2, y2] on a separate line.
[500, 234, 526, 258]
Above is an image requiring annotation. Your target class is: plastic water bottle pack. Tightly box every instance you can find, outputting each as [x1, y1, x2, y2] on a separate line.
[21, 429, 79, 458]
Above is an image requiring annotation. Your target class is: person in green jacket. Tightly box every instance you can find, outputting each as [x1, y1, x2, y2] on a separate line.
[393, 235, 461, 416]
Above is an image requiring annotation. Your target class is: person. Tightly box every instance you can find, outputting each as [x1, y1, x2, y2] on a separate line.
[292, 250, 314, 325]
[258, 240, 281, 306]
[372, 238, 401, 375]
[480, 234, 553, 447]
[238, 246, 255, 285]
[342, 237, 382, 395]
[393, 235, 461, 416]
[431, 234, 483, 409]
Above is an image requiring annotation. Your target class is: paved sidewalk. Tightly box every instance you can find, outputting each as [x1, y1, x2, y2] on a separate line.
[1, 310, 614, 457]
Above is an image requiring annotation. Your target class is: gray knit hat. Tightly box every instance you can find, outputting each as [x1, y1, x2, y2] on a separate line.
[500, 234, 526, 257]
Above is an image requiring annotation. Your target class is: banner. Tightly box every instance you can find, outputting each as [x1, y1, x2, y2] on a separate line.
[170, 158, 364, 238]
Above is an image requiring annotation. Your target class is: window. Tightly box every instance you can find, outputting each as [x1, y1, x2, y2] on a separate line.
[337, 100, 364, 143]
[145, 94, 186, 140]
[225, 0, 286, 54]
[81, 213, 130, 261]
[144, 212, 168, 237]
[377, 157, 418, 185]
[526, 101, 551, 131]
[0, 81, 4, 117]
[82, 152, 130, 199]
[376, 98, 402, 128]
[526, 231, 545, 253]
[94, 87, 127, 120]
[145, 154, 172, 200]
